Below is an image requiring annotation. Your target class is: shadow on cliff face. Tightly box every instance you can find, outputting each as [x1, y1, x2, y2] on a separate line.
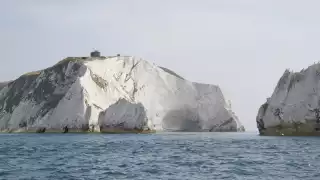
[162, 108, 202, 131]
[0, 60, 87, 130]
[98, 98, 148, 131]
[209, 117, 237, 132]
[81, 105, 92, 131]
[256, 102, 268, 133]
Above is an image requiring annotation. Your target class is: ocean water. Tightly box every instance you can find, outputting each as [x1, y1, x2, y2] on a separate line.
[0, 132, 319, 180]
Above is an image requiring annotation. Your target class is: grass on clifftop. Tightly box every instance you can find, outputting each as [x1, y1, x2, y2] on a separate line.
[19, 57, 90, 78]
[22, 71, 41, 77]
[18, 56, 112, 79]
[55, 57, 87, 66]
[55, 56, 108, 66]
[159, 66, 185, 80]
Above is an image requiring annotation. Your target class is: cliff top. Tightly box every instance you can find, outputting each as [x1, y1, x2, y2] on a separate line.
[10, 55, 186, 87]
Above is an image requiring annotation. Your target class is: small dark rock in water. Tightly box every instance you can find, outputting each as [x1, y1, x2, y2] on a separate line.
[143, 126, 150, 131]
[81, 124, 89, 132]
[36, 127, 46, 133]
[90, 125, 95, 132]
[62, 126, 68, 133]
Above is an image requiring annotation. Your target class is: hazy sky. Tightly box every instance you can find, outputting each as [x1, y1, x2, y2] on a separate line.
[1, 0, 320, 131]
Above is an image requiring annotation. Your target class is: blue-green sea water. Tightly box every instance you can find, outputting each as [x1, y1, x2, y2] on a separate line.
[0, 132, 319, 180]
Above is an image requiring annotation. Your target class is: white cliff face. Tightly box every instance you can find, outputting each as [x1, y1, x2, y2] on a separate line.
[257, 63, 320, 135]
[0, 56, 244, 132]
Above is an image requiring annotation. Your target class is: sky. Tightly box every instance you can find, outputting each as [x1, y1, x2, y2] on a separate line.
[1, 0, 320, 131]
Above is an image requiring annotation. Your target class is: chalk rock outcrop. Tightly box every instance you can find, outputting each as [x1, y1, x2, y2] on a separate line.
[0, 56, 244, 133]
[257, 63, 320, 135]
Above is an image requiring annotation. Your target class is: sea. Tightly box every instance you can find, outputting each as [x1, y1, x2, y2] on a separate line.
[0, 132, 319, 180]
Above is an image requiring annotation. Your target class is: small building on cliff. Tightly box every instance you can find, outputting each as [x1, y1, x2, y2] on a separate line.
[90, 50, 101, 57]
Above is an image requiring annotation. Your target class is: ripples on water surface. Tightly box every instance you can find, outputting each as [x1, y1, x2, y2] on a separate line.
[0, 132, 320, 180]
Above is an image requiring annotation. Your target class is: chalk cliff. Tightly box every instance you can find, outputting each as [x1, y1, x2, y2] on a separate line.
[0, 56, 244, 133]
[257, 63, 320, 135]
